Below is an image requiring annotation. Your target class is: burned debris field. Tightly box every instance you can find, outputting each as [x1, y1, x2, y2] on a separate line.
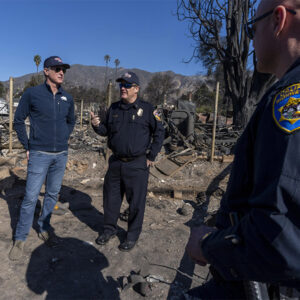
[0, 104, 236, 299]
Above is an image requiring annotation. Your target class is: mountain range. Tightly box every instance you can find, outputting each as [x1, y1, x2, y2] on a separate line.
[2, 64, 207, 97]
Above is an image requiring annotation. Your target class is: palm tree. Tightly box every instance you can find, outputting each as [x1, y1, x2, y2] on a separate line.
[104, 54, 111, 87]
[114, 59, 120, 82]
[33, 55, 41, 73]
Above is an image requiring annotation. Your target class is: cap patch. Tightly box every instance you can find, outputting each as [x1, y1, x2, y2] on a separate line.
[124, 72, 132, 78]
[55, 57, 62, 62]
[273, 83, 300, 133]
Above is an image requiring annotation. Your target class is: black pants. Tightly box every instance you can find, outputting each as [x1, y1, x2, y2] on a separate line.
[184, 278, 246, 300]
[185, 278, 300, 300]
[103, 155, 149, 241]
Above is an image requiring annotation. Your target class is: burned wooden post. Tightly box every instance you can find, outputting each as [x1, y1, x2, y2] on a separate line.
[9, 77, 13, 153]
[210, 81, 219, 162]
[89, 103, 92, 126]
[80, 99, 83, 130]
[106, 80, 112, 108]
[163, 93, 167, 106]
[106, 81, 113, 163]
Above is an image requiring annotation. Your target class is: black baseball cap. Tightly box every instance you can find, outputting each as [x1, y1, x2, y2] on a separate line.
[116, 71, 140, 86]
[43, 56, 70, 69]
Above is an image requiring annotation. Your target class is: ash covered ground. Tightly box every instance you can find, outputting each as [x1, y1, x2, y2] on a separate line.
[0, 125, 232, 300]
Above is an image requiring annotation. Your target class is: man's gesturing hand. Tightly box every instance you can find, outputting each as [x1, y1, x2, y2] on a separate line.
[90, 111, 100, 127]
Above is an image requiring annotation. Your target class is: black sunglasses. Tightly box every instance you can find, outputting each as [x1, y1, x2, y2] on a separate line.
[119, 83, 136, 89]
[244, 7, 296, 39]
[51, 67, 66, 74]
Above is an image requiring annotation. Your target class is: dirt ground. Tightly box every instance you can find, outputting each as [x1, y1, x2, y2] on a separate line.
[0, 137, 231, 300]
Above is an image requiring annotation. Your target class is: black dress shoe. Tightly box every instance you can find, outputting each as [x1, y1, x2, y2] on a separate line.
[95, 232, 116, 245]
[118, 240, 137, 252]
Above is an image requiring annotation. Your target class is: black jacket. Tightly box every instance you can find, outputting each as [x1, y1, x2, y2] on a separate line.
[93, 98, 164, 161]
[14, 82, 75, 151]
[202, 58, 300, 287]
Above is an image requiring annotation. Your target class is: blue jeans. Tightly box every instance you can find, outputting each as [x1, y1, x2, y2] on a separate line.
[15, 150, 68, 241]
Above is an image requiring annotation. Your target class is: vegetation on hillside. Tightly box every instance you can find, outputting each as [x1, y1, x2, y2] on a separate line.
[143, 73, 179, 106]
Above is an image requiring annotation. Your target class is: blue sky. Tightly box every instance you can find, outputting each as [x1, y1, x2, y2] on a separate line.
[0, 0, 204, 81]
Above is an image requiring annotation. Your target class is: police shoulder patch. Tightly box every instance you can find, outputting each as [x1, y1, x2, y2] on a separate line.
[153, 109, 162, 121]
[273, 83, 300, 133]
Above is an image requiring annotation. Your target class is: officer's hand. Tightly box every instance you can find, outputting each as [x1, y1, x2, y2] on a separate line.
[147, 160, 154, 167]
[186, 225, 217, 266]
[26, 150, 29, 161]
[90, 111, 100, 127]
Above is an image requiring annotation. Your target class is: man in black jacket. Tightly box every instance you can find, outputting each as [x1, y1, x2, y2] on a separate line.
[185, 0, 300, 298]
[9, 56, 75, 261]
[91, 72, 164, 252]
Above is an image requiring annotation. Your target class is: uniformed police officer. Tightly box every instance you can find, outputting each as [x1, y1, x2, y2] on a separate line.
[185, 0, 300, 298]
[91, 72, 164, 252]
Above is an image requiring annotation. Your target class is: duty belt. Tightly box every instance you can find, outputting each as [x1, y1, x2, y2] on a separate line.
[114, 154, 145, 162]
[118, 157, 135, 162]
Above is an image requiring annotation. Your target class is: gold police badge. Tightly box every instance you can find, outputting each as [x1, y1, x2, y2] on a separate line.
[137, 108, 143, 117]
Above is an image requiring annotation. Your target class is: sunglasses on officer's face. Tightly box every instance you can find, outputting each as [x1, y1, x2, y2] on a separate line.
[119, 83, 136, 89]
[50, 67, 67, 74]
[244, 7, 296, 39]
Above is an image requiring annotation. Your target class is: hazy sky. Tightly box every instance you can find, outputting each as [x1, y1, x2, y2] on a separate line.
[0, 0, 205, 81]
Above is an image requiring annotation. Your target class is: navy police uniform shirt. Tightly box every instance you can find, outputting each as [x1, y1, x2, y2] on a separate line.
[93, 98, 164, 161]
[202, 58, 300, 287]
